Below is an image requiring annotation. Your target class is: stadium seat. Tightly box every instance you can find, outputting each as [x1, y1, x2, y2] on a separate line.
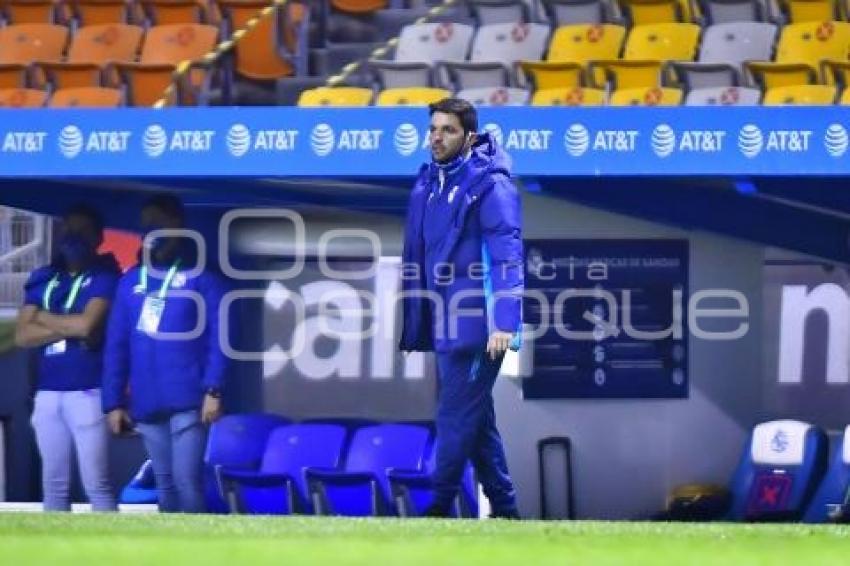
[609, 85, 682, 104]
[0, 0, 58, 24]
[727, 420, 828, 521]
[306, 423, 431, 516]
[531, 85, 607, 104]
[297, 85, 373, 106]
[0, 86, 47, 106]
[49, 85, 123, 106]
[618, 0, 691, 25]
[330, 0, 388, 13]
[141, 0, 207, 25]
[0, 23, 69, 64]
[519, 24, 626, 90]
[36, 24, 143, 90]
[375, 86, 450, 105]
[112, 23, 218, 106]
[590, 22, 701, 89]
[762, 83, 836, 104]
[803, 425, 850, 523]
[442, 23, 549, 90]
[217, 0, 309, 82]
[671, 22, 778, 90]
[780, 0, 840, 22]
[469, 0, 531, 24]
[541, 0, 622, 25]
[457, 86, 530, 105]
[745, 21, 850, 89]
[370, 22, 474, 88]
[684, 85, 761, 104]
[0, 63, 29, 89]
[698, 0, 771, 24]
[204, 413, 291, 514]
[220, 424, 348, 515]
[822, 59, 850, 89]
[70, 0, 133, 26]
[119, 459, 158, 504]
[389, 448, 479, 518]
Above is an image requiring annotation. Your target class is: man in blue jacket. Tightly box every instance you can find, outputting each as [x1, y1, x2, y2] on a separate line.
[400, 98, 523, 519]
[103, 194, 227, 513]
[16, 204, 119, 512]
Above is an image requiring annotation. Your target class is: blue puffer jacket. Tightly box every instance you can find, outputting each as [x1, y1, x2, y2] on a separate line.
[101, 261, 228, 422]
[399, 133, 523, 353]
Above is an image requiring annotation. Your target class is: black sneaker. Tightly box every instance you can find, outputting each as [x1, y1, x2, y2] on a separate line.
[489, 508, 521, 520]
[423, 504, 452, 518]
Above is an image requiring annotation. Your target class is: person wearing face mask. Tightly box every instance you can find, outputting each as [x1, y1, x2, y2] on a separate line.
[400, 98, 523, 519]
[14, 204, 120, 512]
[102, 194, 227, 513]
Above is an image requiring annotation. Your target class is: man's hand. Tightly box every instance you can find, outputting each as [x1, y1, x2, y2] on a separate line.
[107, 409, 132, 435]
[201, 394, 223, 425]
[486, 331, 513, 360]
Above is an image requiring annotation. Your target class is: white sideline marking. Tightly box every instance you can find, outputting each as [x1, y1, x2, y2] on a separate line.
[0, 503, 158, 513]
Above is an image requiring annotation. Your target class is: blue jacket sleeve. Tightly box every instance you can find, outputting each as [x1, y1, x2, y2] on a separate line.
[200, 271, 229, 390]
[479, 176, 524, 341]
[101, 273, 132, 412]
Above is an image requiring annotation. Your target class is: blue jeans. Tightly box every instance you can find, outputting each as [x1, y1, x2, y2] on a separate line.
[31, 389, 116, 512]
[136, 410, 207, 513]
[432, 350, 517, 514]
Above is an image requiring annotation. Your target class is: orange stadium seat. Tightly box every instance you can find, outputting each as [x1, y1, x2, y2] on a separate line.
[70, 0, 134, 26]
[0, 87, 47, 106]
[113, 23, 217, 105]
[0, 24, 68, 87]
[36, 24, 143, 89]
[217, 0, 307, 81]
[0, 0, 59, 24]
[141, 0, 207, 25]
[48, 85, 123, 106]
[330, 0, 387, 13]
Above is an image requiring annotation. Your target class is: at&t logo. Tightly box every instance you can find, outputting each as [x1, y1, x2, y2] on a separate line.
[738, 124, 811, 158]
[650, 124, 725, 157]
[2, 131, 46, 153]
[58, 125, 84, 158]
[564, 124, 589, 157]
[824, 123, 848, 157]
[310, 123, 382, 156]
[142, 124, 214, 157]
[394, 123, 419, 156]
[228, 124, 299, 157]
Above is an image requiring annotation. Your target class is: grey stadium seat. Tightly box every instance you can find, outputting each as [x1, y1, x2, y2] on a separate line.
[469, 0, 531, 24]
[370, 22, 475, 88]
[541, 0, 622, 25]
[698, 0, 772, 25]
[684, 86, 761, 105]
[456, 86, 531, 105]
[442, 22, 550, 90]
[670, 22, 778, 90]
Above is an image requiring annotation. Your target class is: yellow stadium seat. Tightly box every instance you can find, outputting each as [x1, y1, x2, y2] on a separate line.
[297, 87, 373, 107]
[609, 86, 682, 105]
[531, 87, 606, 106]
[618, 0, 695, 25]
[375, 87, 450, 106]
[823, 59, 850, 88]
[780, 0, 840, 22]
[839, 88, 850, 104]
[763, 84, 836, 104]
[590, 23, 701, 89]
[519, 24, 626, 89]
[746, 21, 850, 89]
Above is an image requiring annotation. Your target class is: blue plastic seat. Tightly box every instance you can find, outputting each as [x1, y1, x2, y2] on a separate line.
[204, 413, 291, 513]
[727, 419, 828, 521]
[803, 425, 850, 523]
[388, 445, 479, 518]
[220, 423, 348, 515]
[119, 459, 158, 505]
[306, 423, 431, 516]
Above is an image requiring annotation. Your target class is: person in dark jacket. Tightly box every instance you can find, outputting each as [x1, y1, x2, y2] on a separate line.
[102, 194, 227, 513]
[15, 204, 119, 511]
[400, 98, 523, 519]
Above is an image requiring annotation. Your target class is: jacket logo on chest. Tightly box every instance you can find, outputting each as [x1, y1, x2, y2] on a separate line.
[447, 185, 459, 203]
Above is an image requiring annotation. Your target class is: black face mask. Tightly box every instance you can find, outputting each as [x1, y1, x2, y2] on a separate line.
[58, 233, 96, 267]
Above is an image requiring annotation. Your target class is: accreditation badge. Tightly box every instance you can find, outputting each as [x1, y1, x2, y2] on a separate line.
[137, 297, 165, 334]
[45, 340, 67, 356]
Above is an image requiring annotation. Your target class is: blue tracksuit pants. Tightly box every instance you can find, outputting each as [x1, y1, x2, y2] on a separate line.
[432, 349, 517, 514]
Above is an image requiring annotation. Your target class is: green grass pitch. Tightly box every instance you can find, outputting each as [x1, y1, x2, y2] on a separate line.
[1, 513, 849, 565]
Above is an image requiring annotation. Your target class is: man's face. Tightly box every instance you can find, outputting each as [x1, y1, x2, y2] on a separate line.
[429, 111, 468, 164]
[60, 214, 100, 249]
[140, 206, 181, 231]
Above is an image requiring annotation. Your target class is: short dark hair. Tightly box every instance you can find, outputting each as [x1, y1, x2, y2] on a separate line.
[63, 203, 104, 235]
[429, 98, 478, 135]
[142, 193, 185, 222]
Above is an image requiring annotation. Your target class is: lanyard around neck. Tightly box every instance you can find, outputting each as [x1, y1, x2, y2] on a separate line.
[139, 261, 180, 300]
[43, 273, 85, 313]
